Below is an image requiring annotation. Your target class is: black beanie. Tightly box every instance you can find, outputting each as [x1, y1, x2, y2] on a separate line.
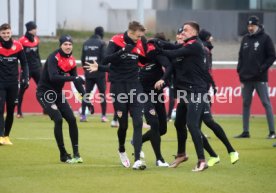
[199, 29, 212, 42]
[59, 35, 73, 46]
[25, 21, 37, 31]
[247, 15, 259, 26]
[177, 27, 183, 34]
[94, 26, 104, 38]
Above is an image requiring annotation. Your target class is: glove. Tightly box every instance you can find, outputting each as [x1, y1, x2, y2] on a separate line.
[123, 44, 135, 53]
[74, 76, 85, 85]
[20, 78, 29, 89]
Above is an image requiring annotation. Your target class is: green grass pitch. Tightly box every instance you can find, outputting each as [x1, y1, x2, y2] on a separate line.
[0, 115, 275, 193]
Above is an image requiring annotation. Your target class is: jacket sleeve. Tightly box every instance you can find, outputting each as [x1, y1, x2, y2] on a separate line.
[69, 67, 85, 96]
[102, 41, 123, 64]
[237, 38, 244, 73]
[156, 55, 173, 81]
[162, 44, 196, 58]
[97, 41, 110, 72]
[261, 35, 276, 72]
[47, 55, 76, 82]
[37, 46, 42, 67]
[18, 49, 29, 81]
[81, 44, 86, 67]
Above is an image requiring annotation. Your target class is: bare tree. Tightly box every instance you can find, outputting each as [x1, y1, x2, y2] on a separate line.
[19, 0, 24, 36]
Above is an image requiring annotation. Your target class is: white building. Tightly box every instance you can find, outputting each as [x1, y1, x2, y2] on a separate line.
[0, 0, 153, 36]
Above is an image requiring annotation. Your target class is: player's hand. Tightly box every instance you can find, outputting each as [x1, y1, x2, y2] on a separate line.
[154, 79, 165, 90]
[84, 61, 98, 72]
[20, 78, 29, 89]
[74, 76, 85, 85]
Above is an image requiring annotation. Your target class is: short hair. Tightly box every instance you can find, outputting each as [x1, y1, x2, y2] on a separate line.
[128, 21, 146, 32]
[0, 23, 11, 31]
[183, 21, 200, 34]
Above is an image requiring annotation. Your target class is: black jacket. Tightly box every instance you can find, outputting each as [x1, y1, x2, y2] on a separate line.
[103, 32, 147, 83]
[19, 32, 42, 72]
[139, 41, 172, 92]
[237, 26, 276, 82]
[37, 49, 84, 95]
[81, 34, 106, 79]
[162, 36, 209, 93]
[0, 39, 29, 84]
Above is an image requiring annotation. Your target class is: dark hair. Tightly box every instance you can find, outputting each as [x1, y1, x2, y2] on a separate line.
[184, 21, 200, 34]
[25, 21, 37, 31]
[154, 32, 167, 41]
[128, 21, 146, 32]
[0, 23, 11, 31]
[199, 29, 212, 41]
[94, 26, 104, 38]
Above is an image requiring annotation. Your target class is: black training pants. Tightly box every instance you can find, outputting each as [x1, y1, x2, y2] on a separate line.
[17, 69, 41, 115]
[110, 82, 143, 161]
[36, 91, 79, 156]
[142, 90, 167, 161]
[0, 83, 18, 136]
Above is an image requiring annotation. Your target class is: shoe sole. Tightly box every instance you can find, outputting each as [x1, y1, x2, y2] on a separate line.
[133, 165, 146, 170]
[169, 157, 189, 168]
[231, 159, 239, 164]
[192, 165, 208, 172]
[208, 161, 220, 167]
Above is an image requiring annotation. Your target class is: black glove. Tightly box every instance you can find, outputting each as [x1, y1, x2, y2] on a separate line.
[123, 44, 135, 53]
[74, 76, 85, 85]
[20, 78, 29, 89]
[73, 76, 85, 96]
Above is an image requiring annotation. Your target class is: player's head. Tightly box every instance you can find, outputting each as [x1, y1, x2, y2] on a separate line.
[127, 21, 146, 43]
[94, 26, 104, 39]
[182, 21, 200, 41]
[247, 15, 260, 34]
[0, 23, 12, 42]
[59, 35, 73, 54]
[25, 21, 37, 35]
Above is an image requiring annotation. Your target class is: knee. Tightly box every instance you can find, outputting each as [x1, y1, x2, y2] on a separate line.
[203, 118, 214, 128]
[147, 115, 159, 127]
[133, 119, 142, 130]
[53, 117, 63, 126]
[159, 124, 167, 136]
[186, 122, 197, 131]
[243, 100, 251, 108]
[67, 115, 76, 124]
[262, 101, 272, 109]
[118, 120, 128, 131]
[174, 121, 183, 131]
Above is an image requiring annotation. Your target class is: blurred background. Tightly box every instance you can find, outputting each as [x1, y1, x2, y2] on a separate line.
[1, 0, 276, 39]
[1, 0, 276, 115]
